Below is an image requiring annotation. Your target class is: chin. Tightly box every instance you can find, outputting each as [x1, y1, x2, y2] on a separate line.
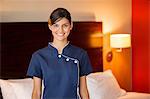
[56, 37, 67, 41]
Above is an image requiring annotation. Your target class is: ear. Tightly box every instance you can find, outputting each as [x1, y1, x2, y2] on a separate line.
[70, 21, 73, 30]
[48, 24, 52, 31]
[48, 24, 53, 31]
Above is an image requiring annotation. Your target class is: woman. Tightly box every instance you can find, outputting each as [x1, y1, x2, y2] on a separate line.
[27, 8, 92, 99]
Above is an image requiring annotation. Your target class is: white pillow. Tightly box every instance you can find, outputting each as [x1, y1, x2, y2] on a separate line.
[0, 79, 17, 99]
[0, 78, 33, 99]
[86, 70, 126, 99]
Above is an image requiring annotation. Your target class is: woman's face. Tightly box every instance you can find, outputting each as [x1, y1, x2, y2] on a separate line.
[49, 18, 72, 42]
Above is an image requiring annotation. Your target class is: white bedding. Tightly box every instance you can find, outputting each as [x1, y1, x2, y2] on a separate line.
[86, 70, 150, 99]
[118, 92, 150, 99]
[0, 70, 150, 99]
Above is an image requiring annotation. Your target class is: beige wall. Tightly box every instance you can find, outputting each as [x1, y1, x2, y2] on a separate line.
[103, 33, 132, 91]
[1, 0, 132, 90]
[1, 0, 131, 33]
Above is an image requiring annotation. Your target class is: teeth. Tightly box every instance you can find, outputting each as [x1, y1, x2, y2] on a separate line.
[57, 33, 64, 36]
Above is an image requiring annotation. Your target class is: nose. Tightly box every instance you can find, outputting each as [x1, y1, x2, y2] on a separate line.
[58, 26, 64, 33]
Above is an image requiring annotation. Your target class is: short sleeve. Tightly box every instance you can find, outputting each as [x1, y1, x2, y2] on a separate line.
[79, 51, 93, 77]
[27, 53, 43, 79]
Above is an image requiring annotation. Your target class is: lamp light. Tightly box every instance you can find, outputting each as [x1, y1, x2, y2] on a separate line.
[110, 34, 131, 52]
[106, 34, 131, 62]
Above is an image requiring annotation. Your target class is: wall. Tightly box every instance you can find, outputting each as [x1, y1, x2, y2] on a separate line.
[0, 0, 132, 91]
[1, 0, 131, 33]
[103, 33, 132, 91]
[132, 0, 150, 93]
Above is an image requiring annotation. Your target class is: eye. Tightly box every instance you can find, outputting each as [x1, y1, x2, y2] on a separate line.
[53, 24, 59, 28]
[63, 24, 69, 28]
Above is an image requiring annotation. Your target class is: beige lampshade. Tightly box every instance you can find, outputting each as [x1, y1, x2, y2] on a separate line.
[110, 34, 131, 48]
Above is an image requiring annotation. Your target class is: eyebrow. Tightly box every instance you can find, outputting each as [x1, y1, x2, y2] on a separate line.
[54, 22, 70, 25]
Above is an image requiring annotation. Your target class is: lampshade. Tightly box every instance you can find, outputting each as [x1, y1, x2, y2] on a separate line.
[110, 34, 131, 48]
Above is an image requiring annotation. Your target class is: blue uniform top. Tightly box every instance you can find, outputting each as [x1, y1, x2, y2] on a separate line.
[27, 42, 93, 99]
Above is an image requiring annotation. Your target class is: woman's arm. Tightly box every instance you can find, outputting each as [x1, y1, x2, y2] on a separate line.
[32, 77, 42, 99]
[79, 76, 89, 99]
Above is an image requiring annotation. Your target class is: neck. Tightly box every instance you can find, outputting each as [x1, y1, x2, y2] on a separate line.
[52, 40, 68, 54]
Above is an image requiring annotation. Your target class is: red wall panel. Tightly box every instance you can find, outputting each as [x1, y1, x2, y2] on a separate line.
[132, 0, 150, 93]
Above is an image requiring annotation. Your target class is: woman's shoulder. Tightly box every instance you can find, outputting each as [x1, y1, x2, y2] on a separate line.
[68, 44, 89, 61]
[69, 44, 87, 54]
[70, 44, 84, 50]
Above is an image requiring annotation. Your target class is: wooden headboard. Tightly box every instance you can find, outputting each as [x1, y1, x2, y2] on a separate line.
[1, 22, 103, 79]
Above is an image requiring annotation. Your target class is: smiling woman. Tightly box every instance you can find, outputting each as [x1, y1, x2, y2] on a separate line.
[26, 8, 93, 99]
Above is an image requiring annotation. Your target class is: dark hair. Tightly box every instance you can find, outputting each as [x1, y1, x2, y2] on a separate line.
[49, 8, 71, 25]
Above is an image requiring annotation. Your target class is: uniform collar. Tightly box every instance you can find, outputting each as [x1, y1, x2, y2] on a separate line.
[48, 42, 71, 55]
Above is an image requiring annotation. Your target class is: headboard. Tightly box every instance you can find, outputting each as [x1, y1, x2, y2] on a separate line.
[1, 22, 103, 79]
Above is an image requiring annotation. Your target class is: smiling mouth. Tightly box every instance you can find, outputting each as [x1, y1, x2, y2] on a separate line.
[57, 33, 64, 36]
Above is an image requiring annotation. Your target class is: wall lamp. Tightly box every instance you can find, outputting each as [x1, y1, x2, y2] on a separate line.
[106, 34, 131, 62]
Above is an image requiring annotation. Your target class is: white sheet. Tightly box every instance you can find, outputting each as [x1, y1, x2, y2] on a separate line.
[118, 92, 150, 99]
[86, 70, 150, 99]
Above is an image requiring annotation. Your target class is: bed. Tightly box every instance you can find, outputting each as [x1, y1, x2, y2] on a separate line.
[86, 70, 150, 99]
[0, 70, 150, 99]
[0, 22, 150, 99]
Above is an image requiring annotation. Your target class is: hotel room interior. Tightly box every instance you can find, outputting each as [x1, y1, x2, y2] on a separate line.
[0, 0, 150, 99]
